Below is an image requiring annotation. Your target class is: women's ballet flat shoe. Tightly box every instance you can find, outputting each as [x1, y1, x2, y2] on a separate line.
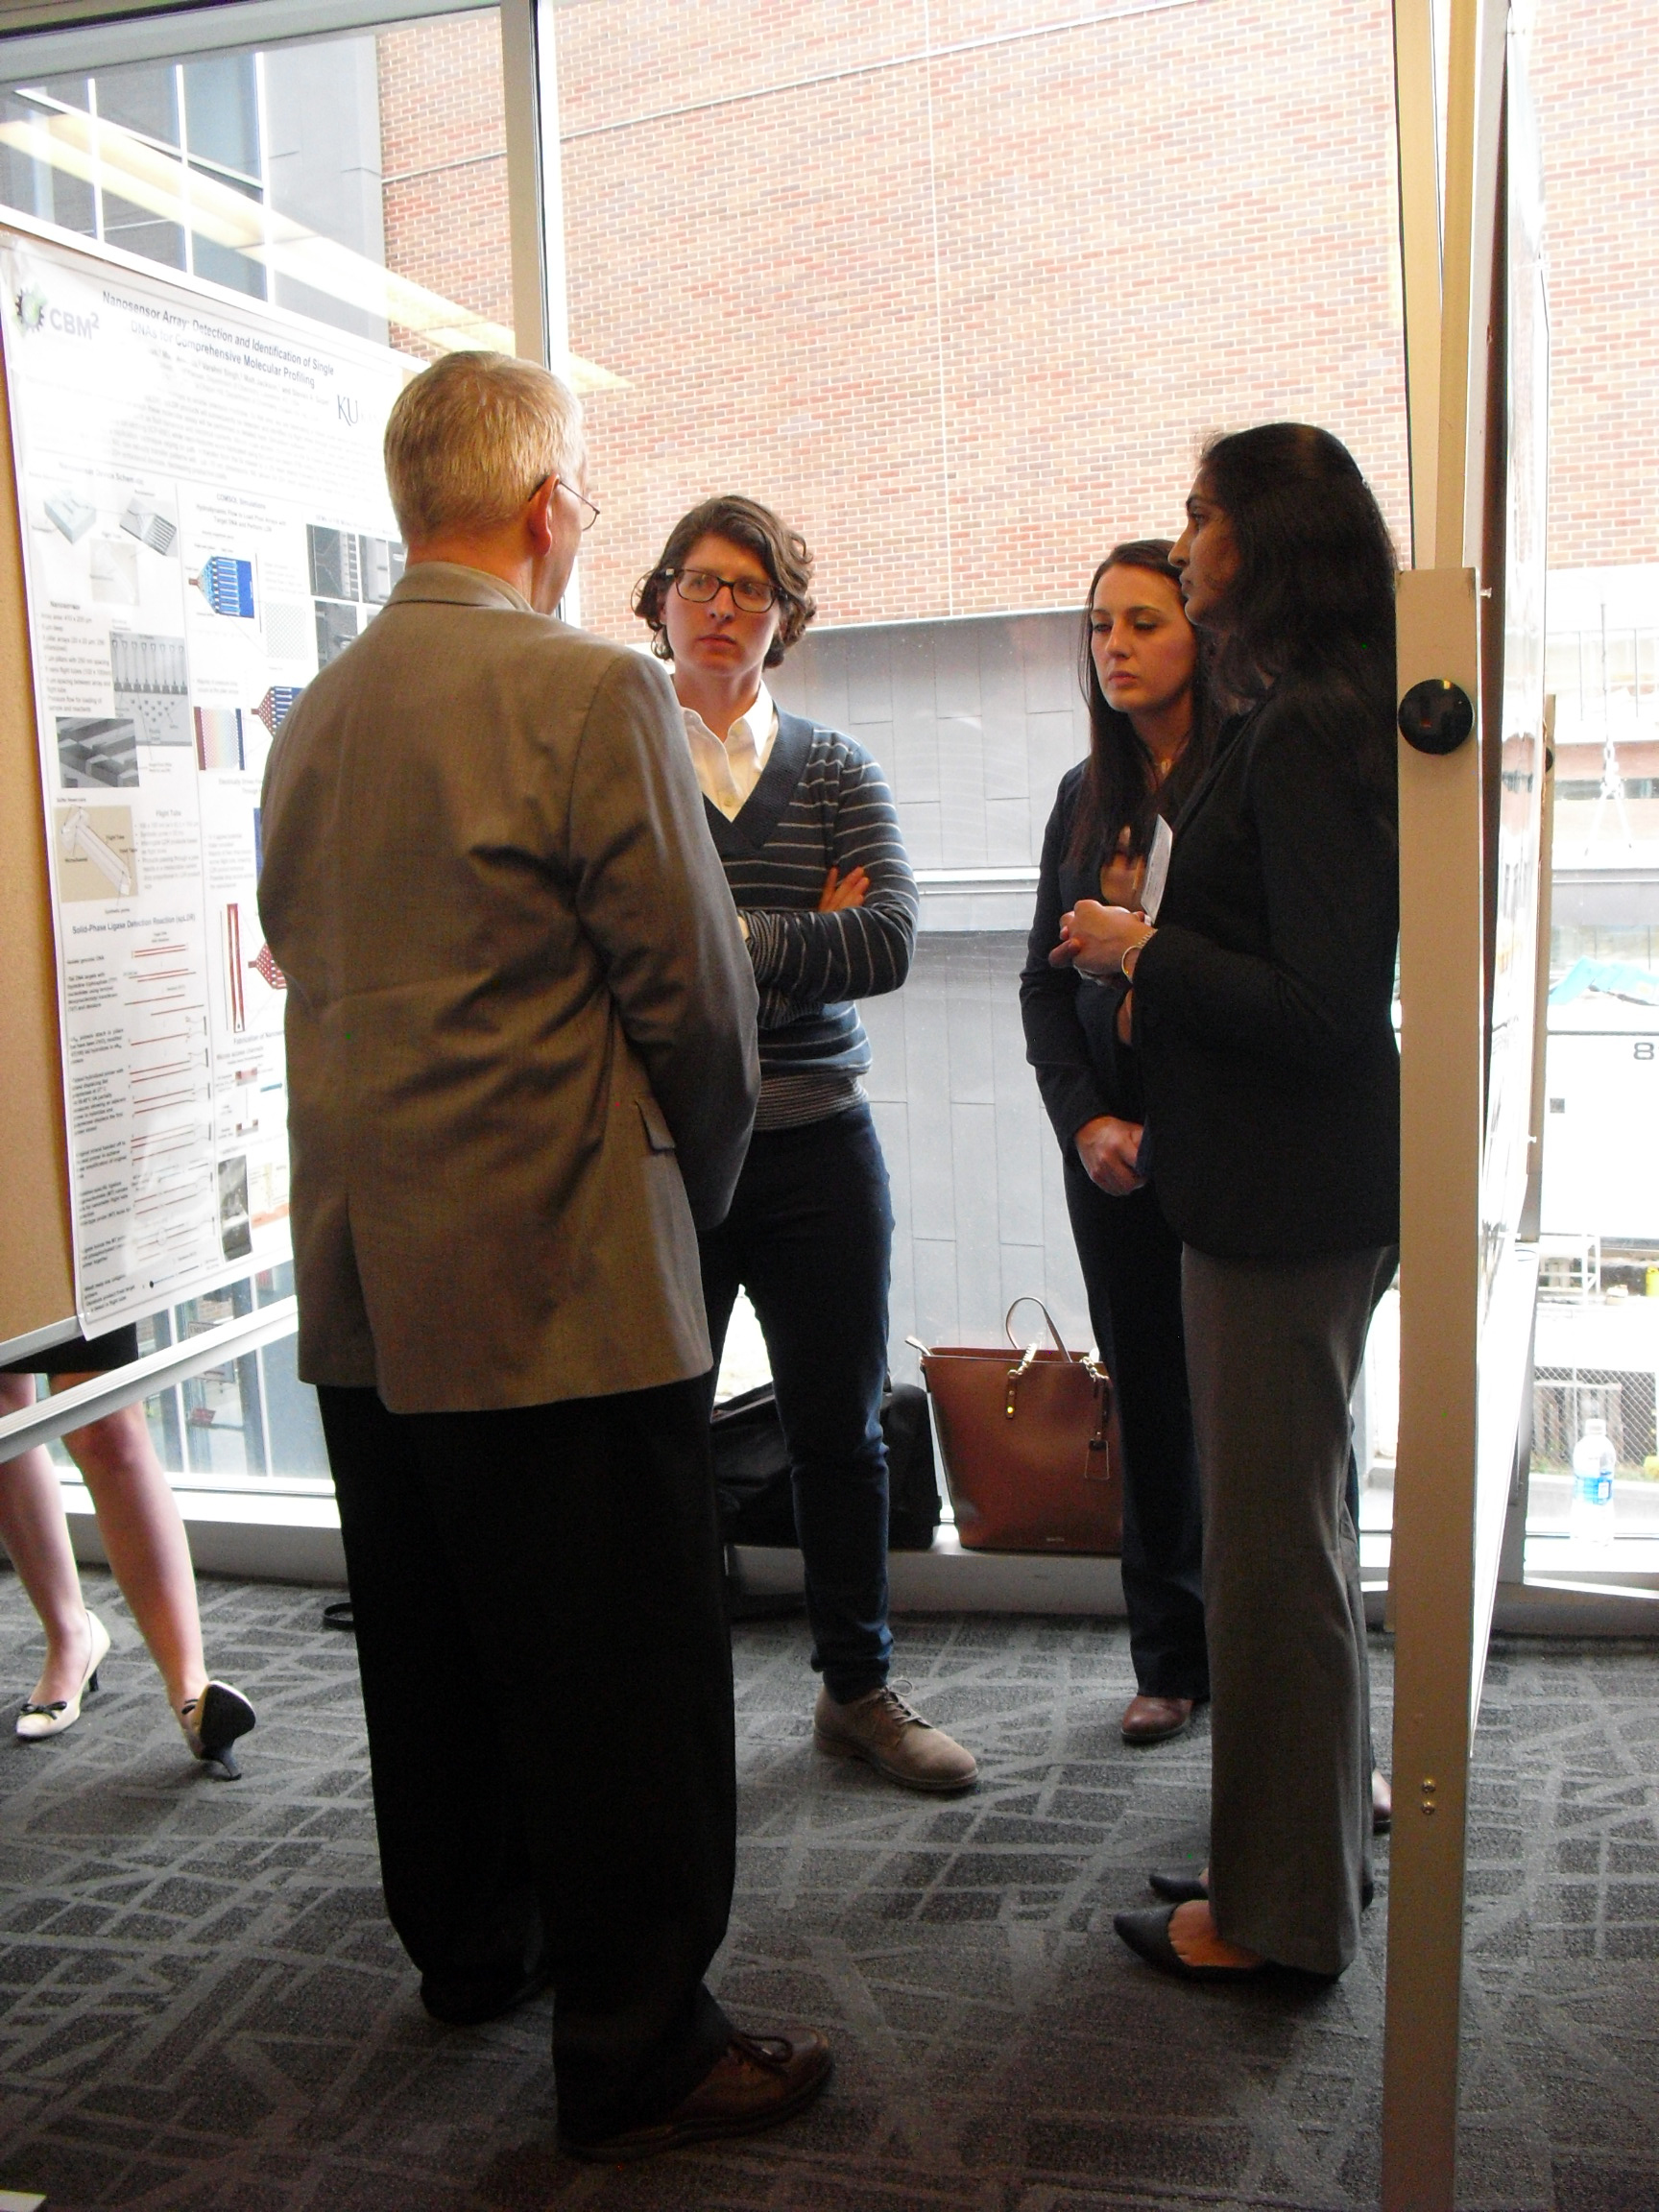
[15, 1610, 111, 1742]
[180, 1681, 256, 1777]
[1148, 1869, 1210, 1905]
[1114, 1905, 1270, 1984]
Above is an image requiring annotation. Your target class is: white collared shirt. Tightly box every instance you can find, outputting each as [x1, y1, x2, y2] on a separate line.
[681, 681, 779, 821]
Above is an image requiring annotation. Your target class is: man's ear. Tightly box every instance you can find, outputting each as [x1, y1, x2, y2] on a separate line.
[525, 475, 561, 556]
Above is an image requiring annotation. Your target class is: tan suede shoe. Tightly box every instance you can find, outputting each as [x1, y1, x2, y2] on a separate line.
[813, 1684, 978, 1792]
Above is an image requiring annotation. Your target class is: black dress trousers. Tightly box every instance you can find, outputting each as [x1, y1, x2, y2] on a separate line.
[317, 1375, 735, 2146]
[1062, 1156, 1210, 1701]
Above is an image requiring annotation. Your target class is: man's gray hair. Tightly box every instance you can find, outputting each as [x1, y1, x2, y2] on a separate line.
[384, 350, 584, 544]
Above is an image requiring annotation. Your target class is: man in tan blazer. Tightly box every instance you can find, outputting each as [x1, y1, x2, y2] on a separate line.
[258, 351, 830, 2157]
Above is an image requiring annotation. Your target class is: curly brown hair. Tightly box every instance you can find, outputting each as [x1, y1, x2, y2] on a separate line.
[633, 494, 816, 667]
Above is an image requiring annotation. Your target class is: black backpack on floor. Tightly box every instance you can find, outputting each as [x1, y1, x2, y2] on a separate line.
[710, 1380, 941, 1551]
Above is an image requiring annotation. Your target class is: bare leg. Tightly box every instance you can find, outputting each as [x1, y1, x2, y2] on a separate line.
[0, 1373, 95, 1707]
[54, 1383, 206, 1716]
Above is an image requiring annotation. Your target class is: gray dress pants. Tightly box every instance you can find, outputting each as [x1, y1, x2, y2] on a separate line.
[1181, 1241, 1397, 1976]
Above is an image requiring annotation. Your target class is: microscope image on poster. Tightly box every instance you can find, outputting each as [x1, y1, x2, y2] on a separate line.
[308, 522, 404, 668]
[110, 631, 191, 746]
[218, 1153, 253, 1262]
[57, 712, 138, 789]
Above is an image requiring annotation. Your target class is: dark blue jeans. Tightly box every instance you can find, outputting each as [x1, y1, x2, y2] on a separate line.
[701, 1103, 894, 1703]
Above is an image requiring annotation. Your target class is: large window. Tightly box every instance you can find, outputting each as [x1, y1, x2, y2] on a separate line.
[551, 0, 1413, 1391]
[0, 12, 515, 352]
[1524, 0, 1659, 1567]
[0, 7, 518, 1489]
[555, 0, 1411, 639]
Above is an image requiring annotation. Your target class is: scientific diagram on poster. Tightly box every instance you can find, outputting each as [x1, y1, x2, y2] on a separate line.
[1, 223, 416, 1329]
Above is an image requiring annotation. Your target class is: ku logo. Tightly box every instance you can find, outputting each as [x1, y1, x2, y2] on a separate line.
[337, 394, 361, 427]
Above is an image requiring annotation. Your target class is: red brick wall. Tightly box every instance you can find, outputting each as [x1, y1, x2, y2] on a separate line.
[554, 0, 1412, 638]
[376, 12, 513, 361]
[371, 0, 1657, 626]
[1529, 0, 1659, 568]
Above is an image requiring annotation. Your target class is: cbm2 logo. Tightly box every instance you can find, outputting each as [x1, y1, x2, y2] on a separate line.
[13, 286, 98, 340]
[337, 394, 361, 427]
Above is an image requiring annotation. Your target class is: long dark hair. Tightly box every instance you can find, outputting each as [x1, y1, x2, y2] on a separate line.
[1066, 540, 1217, 871]
[1195, 423, 1398, 798]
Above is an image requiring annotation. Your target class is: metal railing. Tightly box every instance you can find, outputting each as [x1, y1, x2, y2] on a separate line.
[0, 1297, 299, 1459]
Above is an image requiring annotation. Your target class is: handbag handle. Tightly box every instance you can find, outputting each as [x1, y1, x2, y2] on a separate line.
[1003, 1297, 1072, 1361]
[907, 1306, 1080, 1367]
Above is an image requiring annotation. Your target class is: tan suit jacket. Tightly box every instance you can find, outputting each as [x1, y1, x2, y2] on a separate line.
[257, 564, 758, 1414]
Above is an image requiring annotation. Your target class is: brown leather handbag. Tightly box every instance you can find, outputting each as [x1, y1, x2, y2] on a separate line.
[907, 1299, 1123, 1555]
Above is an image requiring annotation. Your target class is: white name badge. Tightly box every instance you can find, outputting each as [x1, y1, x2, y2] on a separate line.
[1142, 814, 1174, 922]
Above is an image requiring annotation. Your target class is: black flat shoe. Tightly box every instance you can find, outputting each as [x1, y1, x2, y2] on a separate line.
[180, 1682, 256, 1777]
[1114, 1905, 1269, 1983]
[1149, 1869, 1210, 1904]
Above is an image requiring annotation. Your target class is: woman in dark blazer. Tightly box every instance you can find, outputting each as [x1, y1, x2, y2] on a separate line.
[1055, 425, 1400, 1981]
[1020, 541, 1216, 1743]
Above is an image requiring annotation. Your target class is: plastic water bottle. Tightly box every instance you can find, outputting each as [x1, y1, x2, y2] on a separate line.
[1571, 1419, 1617, 1546]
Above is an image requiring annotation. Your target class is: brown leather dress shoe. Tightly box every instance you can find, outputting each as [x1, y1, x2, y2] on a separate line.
[564, 2027, 832, 2161]
[1121, 1694, 1196, 1744]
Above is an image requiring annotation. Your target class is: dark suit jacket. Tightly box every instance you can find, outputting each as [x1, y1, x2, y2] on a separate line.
[1130, 679, 1400, 1261]
[1020, 761, 1142, 1148]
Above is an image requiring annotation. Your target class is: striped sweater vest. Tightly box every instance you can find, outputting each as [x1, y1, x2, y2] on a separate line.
[704, 710, 917, 1130]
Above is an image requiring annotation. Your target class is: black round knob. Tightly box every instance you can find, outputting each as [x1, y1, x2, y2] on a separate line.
[1399, 679, 1475, 755]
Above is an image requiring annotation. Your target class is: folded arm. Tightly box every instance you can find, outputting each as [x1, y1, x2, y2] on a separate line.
[742, 751, 917, 1001]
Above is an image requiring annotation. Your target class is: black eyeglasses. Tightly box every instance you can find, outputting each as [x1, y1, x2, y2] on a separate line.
[555, 478, 601, 532]
[668, 566, 780, 613]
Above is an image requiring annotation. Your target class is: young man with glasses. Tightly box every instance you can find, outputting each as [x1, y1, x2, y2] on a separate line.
[635, 495, 977, 1796]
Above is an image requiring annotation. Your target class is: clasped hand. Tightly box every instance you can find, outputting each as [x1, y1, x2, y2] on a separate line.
[1048, 898, 1144, 976]
[1074, 1115, 1144, 1195]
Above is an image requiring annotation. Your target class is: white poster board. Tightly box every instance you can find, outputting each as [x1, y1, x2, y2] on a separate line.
[0, 220, 414, 1331]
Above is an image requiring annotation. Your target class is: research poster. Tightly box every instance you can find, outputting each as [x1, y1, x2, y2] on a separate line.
[1, 223, 415, 1330]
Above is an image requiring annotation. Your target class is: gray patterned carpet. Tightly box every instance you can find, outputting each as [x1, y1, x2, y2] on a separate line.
[0, 1574, 1654, 2211]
